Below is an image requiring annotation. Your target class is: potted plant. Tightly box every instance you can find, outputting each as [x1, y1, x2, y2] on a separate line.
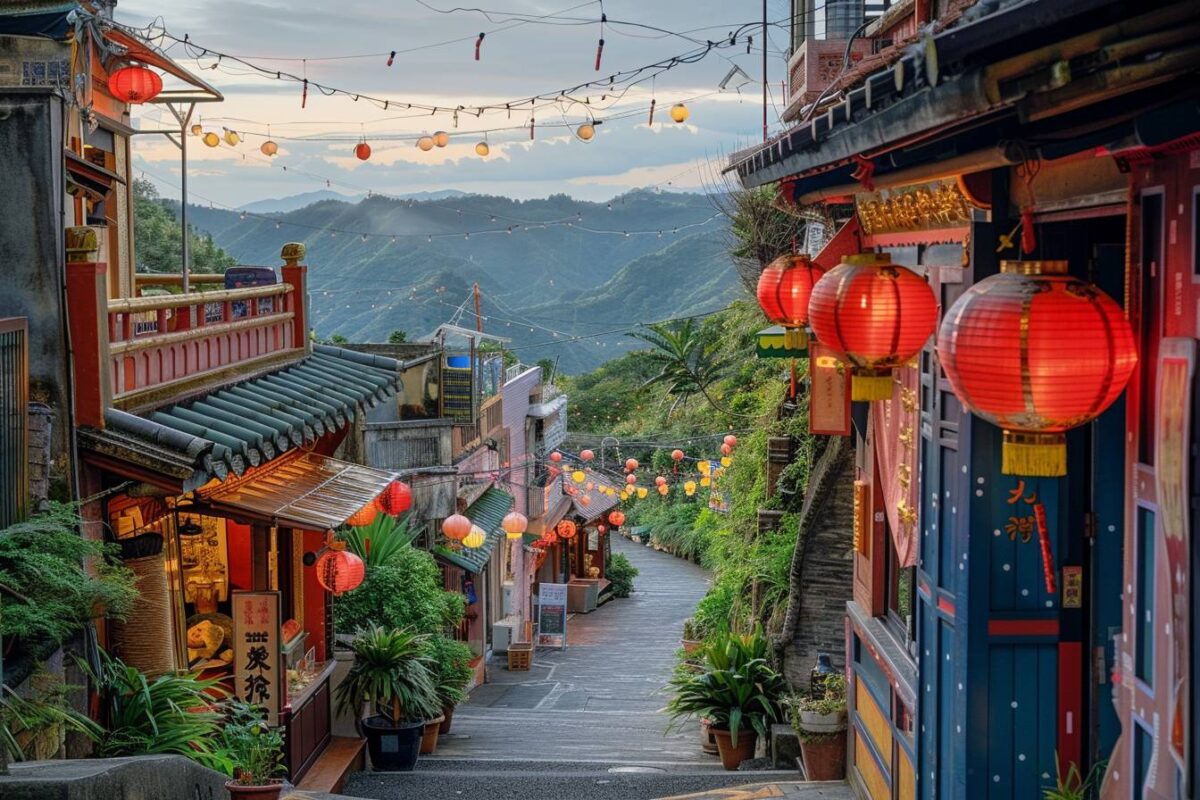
[219, 700, 286, 799]
[334, 625, 440, 771]
[426, 635, 474, 737]
[1043, 756, 1106, 800]
[680, 618, 702, 654]
[789, 672, 848, 781]
[666, 627, 786, 770]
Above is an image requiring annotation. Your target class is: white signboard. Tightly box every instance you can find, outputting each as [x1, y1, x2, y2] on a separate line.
[537, 583, 568, 650]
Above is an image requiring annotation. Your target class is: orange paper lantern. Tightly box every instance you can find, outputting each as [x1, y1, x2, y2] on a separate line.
[936, 260, 1137, 476]
[723, 435, 737, 448]
[580, 449, 595, 462]
[502, 511, 528, 539]
[347, 502, 378, 528]
[655, 476, 667, 486]
[442, 513, 472, 541]
[556, 519, 578, 539]
[549, 452, 562, 463]
[608, 510, 625, 527]
[625, 458, 639, 472]
[626, 474, 637, 485]
[671, 449, 684, 462]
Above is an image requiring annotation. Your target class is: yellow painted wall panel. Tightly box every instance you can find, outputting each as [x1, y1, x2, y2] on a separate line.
[855, 680, 893, 758]
[855, 736, 891, 800]
[897, 748, 915, 800]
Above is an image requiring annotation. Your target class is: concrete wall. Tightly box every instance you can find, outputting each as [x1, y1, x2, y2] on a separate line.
[0, 90, 73, 500]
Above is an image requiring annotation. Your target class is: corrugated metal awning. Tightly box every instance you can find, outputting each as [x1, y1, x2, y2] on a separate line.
[527, 395, 566, 419]
[197, 452, 398, 531]
[434, 487, 514, 573]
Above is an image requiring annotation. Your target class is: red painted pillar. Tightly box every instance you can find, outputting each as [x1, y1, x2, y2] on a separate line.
[64, 255, 112, 429]
[280, 243, 309, 354]
[1057, 641, 1082, 772]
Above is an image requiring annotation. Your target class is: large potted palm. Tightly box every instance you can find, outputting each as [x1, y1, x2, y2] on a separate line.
[666, 627, 786, 770]
[334, 626, 439, 771]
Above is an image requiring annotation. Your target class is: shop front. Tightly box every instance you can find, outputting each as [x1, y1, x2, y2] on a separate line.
[79, 345, 401, 783]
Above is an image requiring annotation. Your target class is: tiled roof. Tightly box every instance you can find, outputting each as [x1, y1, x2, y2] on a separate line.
[571, 475, 620, 523]
[434, 487, 514, 573]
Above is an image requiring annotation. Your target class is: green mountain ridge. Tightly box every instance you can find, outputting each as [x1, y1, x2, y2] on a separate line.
[178, 190, 741, 372]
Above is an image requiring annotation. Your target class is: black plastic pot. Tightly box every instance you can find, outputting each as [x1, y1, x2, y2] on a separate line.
[362, 715, 423, 771]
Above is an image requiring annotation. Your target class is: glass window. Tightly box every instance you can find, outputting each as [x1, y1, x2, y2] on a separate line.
[1136, 507, 1155, 684]
[884, 517, 917, 653]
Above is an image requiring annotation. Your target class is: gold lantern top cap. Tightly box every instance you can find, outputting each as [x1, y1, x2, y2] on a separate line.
[281, 242, 307, 264]
[842, 252, 893, 267]
[1000, 260, 1068, 276]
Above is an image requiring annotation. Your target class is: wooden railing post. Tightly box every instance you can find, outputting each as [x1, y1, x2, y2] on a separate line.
[64, 227, 111, 428]
[280, 243, 309, 354]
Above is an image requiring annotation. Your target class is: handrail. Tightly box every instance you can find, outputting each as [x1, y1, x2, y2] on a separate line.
[108, 283, 293, 314]
[134, 273, 225, 286]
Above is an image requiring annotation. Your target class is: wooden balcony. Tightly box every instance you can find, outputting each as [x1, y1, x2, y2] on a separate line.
[364, 419, 453, 471]
[480, 394, 503, 439]
[452, 422, 482, 459]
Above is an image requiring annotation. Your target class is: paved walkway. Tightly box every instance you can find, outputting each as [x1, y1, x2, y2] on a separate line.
[342, 536, 852, 800]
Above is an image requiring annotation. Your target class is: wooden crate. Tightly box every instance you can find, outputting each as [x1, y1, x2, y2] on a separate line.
[508, 642, 534, 671]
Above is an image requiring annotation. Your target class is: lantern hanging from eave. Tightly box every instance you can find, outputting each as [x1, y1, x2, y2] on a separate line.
[549, 451, 562, 463]
[347, 502, 379, 528]
[376, 480, 412, 515]
[936, 260, 1136, 476]
[809, 253, 938, 401]
[572, 470, 586, 484]
[502, 511, 528, 540]
[756, 254, 825, 349]
[580, 449, 595, 462]
[724, 435, 737, 448]
[464, 525, 487, 549]
[608, 510, 625, 527]
[442, 513, 472, 541]
[556, 519, 578, 539]
[625, 474, 637, 485]
[316, 545, 365, 596]
[108, 65, 163, 104]
[625, 458, 639, 472]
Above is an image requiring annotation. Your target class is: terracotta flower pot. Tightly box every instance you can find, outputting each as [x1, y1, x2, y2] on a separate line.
[420, 715, 445, 754]
[799, 729, 847, 781]
[699, 718, 719, 755]
[439, 705, 455, 735]
[681, 639, 702, 655]
[225, 779, 284, 800]
[711, 727, 756, 771]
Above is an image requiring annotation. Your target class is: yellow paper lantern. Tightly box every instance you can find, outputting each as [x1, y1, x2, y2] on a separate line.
[685, 480, 697, 493]
[433, 131, 450, 148]
[637, 487, 648, 499]
[698, 460, 711, 475]
[190, 123, 203, 136]
[577, 122, 595, 141]
[417, 136, 435, 151]
[721, 456, 732, 467]
[700, 476, 711, 487]
[463, 525, 487, 549]
[203, 132, 220, 148]
[475, 141, 490, 156]
[223, 129, 241, 146]
[572, 470, 586, 484]
[620, 491, 630, 501]
[670, 103, 689, 123]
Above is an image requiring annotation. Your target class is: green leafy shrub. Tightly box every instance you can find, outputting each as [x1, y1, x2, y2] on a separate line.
[219, 701, 285, 785]
[334, 626, 440, 724]
[425, 635, 475, 709]
[339, 513, 420, 569]
[334, 545, 462, 636]
[84, 652, 230, 772]
[606, 552, 639, 598]
[0, 673, 99, 762]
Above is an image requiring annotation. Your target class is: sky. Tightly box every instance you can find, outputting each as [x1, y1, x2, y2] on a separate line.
[118, 0, 792, 208]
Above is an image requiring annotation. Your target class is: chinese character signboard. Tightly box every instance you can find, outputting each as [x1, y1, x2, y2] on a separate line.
[810, 343, 851, 436]
[233, 591, 281, 721]
[537, 583, 568, 650]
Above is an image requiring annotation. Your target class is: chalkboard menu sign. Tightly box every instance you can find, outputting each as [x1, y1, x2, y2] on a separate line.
[537, 583, 568, 649]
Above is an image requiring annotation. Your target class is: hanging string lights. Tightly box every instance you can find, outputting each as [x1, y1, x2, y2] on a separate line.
[202, 131, 220, 147]
[223, 128, 241, 146]
[475, 140, 490, 156]
[433, 131, 450, 148]
[417, 135, 435, 151]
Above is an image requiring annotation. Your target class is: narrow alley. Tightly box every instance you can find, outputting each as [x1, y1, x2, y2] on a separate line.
[343, 536, 850, 800]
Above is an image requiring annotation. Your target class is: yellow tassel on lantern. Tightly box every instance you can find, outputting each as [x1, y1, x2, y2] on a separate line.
[572, 470, 586, 483]
[1002, 431, 1067, 477]
[851, 370, 895, 401]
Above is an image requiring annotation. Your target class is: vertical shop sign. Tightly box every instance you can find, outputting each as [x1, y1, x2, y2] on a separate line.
[233, 591, 281, 721]
[537, 583, 568, 650]
[810, 343, 851, 436]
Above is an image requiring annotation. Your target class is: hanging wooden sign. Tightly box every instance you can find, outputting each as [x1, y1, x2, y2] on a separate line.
[852, 480, 869, 555]
[232, 591, 282, 722]
[809, 342, 851, 436]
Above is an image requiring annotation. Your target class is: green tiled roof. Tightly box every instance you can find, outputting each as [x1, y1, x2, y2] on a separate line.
[434, 487, 514, 573]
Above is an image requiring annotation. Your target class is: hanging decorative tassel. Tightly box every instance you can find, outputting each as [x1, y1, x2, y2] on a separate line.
[1033, 502, 1056, 595]
[647, 98, 656, 126]
[475, 33, 485, 60]
[851, 154, 876, 191]
[1021, 206, 1036, 254]
[746, 35, 753, 55]
[387, 50, 396, 67]
[529, 116, 535, 140]
[1002, 431, 1066, 478]
[301, 78, 308, 108]
[595, 13, 606, 71]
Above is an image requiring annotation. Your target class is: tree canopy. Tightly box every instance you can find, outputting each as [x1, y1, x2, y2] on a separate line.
[132, 179, 236, 275]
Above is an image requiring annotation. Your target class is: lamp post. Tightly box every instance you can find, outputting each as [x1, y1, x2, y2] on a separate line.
[132, 102, 195, 293]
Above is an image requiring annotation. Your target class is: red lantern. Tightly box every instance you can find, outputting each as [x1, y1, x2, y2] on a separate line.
[580, 496, 591, 507]
[723, 435, 737, 448]
[347, 502, 378, 528]
[625, 458, 639, 472]
[556, 519, 578, 539]
[936, 260, 1136, 476]
[625, 474, 637, 485]
[316, 547, 365, 596]
[720, 443, 732, 456]
[375, 480, 412, 515]
[549, 452, 562, 463]
[756, 254, 825, 348]
[671, 449, 684, 462]
[442, 513, 472, 541]
[580, 449, 595, 462]
[355, 141, 372, 160]
[108, 65, 163, 104]
[809, 253, 938, 401]
[597, 524, 607, 533]
[608, 510, 625, 527]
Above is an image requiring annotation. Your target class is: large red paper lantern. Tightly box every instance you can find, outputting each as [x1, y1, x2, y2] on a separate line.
[346, 502, 378, 528]
[756, 254, 825, 348]
[608, 510, 625, 527]
[936, 260, 1136, 476]
[108, 65, 163, 104]
[442, 513, 472, 541]
[809, 253, 938, 401]
[355, 142, 372, 160]
[556, 519, 578, 539]
[316, 548, 365, 596]
[375, 480, 412, 515]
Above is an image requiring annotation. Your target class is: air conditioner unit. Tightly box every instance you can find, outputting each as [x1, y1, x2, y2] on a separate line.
[493, 617, 516, 653]
[501, 581, 514, 616]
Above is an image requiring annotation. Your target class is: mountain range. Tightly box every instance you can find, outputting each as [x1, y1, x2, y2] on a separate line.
[184, 190, 742, 373]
